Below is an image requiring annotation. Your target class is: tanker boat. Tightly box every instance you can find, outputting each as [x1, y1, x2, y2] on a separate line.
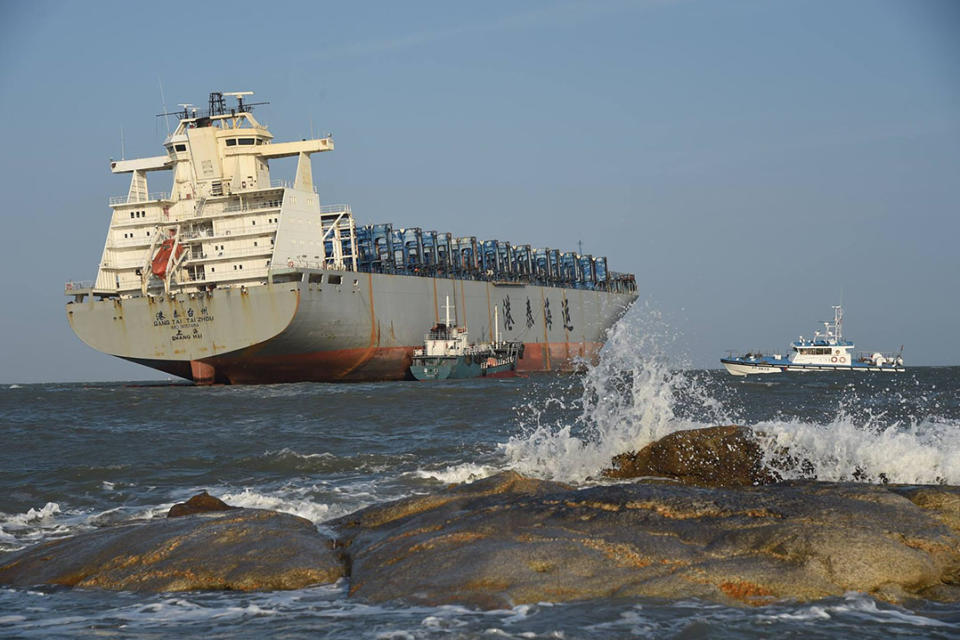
[65, 92, 638, 384]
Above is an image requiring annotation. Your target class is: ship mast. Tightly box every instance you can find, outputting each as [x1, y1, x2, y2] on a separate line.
[443, 296, 453, 328]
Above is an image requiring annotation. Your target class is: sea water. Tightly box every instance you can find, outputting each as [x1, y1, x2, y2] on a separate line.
[1, 311, 959, 638]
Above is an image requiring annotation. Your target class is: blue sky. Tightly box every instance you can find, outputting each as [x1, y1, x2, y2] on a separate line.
[0, 0, 957, 382]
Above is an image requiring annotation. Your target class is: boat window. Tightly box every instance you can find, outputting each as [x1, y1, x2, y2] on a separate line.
[226, 139, 237, 147]
[239, 138, 255, 145]
[175, 144, 187, 152]
[255, 139, 263, 145]
[308, 274, 323, 284]
[327, 275, 342, 285]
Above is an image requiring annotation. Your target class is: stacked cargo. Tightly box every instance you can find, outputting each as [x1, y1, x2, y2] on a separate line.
[353, 224, 635, 294]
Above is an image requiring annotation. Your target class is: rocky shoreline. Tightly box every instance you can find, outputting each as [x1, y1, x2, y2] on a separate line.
[2, 427, 958, 608]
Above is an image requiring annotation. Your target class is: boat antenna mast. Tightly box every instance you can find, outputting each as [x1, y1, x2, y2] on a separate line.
[223, 91, 268, 115]
[443, 296, 454, 328]
[833, 304, 843, 343]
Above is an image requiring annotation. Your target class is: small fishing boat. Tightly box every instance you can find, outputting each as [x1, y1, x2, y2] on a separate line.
[410, 298, 522, 381]
[721, 305, 904, 376]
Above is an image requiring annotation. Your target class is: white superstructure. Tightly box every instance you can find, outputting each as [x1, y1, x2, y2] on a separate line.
[69, 91, 355, 300]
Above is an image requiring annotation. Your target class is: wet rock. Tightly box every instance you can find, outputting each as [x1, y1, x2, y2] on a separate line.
[168, 490, 237, 517]
[329, 471, 960, 608]
[603, 425, 779, 487]
[0, 509, 344, 592]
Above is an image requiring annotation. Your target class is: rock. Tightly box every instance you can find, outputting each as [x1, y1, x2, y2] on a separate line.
[603, 425, 779, 487]
[3, 471, 958, 608]
[168, 491, 237, 517]
[0, 509, 345, 592]
[888, 486, 960, 533]
[329, 471, 960, 609]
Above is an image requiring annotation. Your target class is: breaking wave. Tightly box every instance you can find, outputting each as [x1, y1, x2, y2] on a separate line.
[504, 304, 960, 485]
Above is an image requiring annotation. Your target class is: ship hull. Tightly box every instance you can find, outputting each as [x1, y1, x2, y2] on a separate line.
[69, 270, 636, 384]
[721, 358, 906, 376]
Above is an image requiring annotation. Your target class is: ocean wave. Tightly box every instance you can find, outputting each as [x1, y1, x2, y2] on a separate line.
[411, 462, 503, 485]
[757, 416, 960, 484]
[0, 503, 73, 551]
[503, 304, 960, 486]
[756, 592, 955, 628]
[229, 448, 416, 475]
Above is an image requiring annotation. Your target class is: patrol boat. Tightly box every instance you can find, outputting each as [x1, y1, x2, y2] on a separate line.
[410, 299, 521, 380]
[721, 305, 904, 376]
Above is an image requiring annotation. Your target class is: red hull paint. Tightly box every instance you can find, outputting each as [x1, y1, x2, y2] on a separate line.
[163, 341, 603, 384]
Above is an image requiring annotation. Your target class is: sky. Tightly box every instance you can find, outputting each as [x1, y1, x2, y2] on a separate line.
[0, 0, 957, 383]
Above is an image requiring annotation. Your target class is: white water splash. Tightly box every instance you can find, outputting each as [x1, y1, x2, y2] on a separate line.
[757, 415, 960, 484]
[412, 463, 502, 485]
[0, 503, 71, 551]
[503, 303, 960, 485]
[219, 487, 334, 523]
[504, 303, 729, 483]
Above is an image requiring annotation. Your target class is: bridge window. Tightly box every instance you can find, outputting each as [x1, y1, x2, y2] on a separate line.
[327, 275, 342, 285]
[175, 144, 186, 152]
[226, 139, 237, 147]
[239, 138, 255, 145]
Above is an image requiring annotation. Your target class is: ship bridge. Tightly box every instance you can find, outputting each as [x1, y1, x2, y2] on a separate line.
[73, 91, 346, 300]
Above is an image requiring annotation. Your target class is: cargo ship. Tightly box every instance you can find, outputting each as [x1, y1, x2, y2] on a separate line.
[65, 92, 638, 384]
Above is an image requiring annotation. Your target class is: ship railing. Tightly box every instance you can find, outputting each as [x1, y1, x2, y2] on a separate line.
[186, 245, 274, 261]
[176, 268, 271, 287]
[207, 222, 279, 237]
[221, 199, 284, 214]
[100, 259, 150, 270]
[319, 203, 351, 214]
[109, 192, 171, 205]
[65, 280, 94, 294]
[107, 237, 154, 248]
[269, 178, 319, 194]
[274, 257, 357, 272]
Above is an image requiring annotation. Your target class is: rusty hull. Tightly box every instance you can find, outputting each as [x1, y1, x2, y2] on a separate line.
[69, 271, 636, 384]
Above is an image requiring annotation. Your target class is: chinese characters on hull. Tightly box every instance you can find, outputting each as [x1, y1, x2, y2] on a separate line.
[153, 306, 213, 341]
[561, 298, 574, 331]
[501, 296, 515, 331]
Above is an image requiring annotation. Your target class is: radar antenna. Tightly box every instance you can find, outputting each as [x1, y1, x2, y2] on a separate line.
[224, 91, 255, 112]
[176, 103, 196, 119]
